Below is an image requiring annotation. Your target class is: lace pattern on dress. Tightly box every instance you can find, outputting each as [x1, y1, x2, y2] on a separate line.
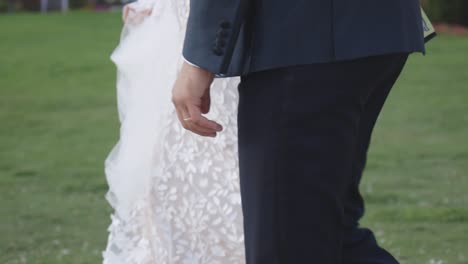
[102, 0, 245, 262]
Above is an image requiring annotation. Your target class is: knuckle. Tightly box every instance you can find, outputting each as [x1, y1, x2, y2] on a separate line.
[191, 116, 201, 123]
[172, 96, 181, 104]
[193, 129, 205, 135]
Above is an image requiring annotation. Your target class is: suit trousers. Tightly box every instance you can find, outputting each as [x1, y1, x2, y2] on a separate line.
[237, 53, 409, 264]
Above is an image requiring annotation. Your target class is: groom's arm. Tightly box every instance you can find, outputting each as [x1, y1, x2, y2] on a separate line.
[182, 0, 250, 75]
[172, 0, 250, 137]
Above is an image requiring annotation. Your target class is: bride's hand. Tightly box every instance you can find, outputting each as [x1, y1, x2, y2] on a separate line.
[172, 62, 223, 137]
[122, 4, 133, 22]
[122, 4, 152, 23]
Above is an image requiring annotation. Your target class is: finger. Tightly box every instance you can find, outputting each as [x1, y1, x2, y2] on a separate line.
[187, 104, 222, 132]
[143, 8, 152, 17]
[122, 7, 126, 21]
[174, 103, 190, 130]
[181, 105, 218, 136]
[124, 6, 135, 22]
[189, 121, 218, 137]
[200, 88, 211, 114]
[175, 104, 216, 137]
[190, 127, 217, 137]
[123, 6, 130, 22]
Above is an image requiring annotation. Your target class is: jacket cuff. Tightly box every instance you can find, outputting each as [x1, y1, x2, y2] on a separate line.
[182, 55, 201, 69]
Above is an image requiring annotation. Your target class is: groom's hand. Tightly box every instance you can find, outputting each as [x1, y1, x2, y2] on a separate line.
[172, 61, 223, 137]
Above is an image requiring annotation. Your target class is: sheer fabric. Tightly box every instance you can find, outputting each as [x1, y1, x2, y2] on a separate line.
[101, 0, 245, 263]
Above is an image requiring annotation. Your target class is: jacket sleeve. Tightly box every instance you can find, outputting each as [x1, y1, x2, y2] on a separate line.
[182, 0, 252, 76]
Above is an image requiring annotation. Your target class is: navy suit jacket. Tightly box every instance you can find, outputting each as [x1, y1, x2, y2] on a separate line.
[182, 0, 426, 77]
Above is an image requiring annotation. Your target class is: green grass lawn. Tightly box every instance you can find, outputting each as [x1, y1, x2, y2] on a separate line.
[0, 11, 467, 264]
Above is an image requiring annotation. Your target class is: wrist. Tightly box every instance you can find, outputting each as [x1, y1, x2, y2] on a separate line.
[182, 61, 215, 84]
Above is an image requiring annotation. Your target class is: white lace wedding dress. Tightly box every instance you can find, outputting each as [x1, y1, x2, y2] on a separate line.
[101, 0, 245, 263]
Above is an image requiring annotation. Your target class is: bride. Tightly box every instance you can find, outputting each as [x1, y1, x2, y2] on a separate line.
[101, 0, 245, 263]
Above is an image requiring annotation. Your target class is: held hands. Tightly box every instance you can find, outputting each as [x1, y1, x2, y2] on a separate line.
[172, 62, 223, 137]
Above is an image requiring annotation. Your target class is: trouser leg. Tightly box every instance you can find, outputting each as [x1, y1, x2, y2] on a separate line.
[342, 54, 409, 264]
[237, 53, 409, 264]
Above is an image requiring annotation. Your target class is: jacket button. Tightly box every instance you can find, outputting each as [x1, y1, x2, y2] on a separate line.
[212, 46, 224, 56]
[220, 20, 231, 29]
[216, 29, 229, 38]
[216, 39, 227, 48]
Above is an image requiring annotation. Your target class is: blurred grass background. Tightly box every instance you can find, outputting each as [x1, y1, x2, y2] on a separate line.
[0, 11, 467, 264]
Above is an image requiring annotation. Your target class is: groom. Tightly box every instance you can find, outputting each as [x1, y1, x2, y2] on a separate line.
[172, 0, 426, 263]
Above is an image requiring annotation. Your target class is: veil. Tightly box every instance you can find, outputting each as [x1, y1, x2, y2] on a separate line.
[105, 0, 182, 224]
[102, 0, 244, 262]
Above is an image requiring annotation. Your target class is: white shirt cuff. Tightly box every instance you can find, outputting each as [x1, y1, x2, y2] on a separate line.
[182, 56, 200, 68]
